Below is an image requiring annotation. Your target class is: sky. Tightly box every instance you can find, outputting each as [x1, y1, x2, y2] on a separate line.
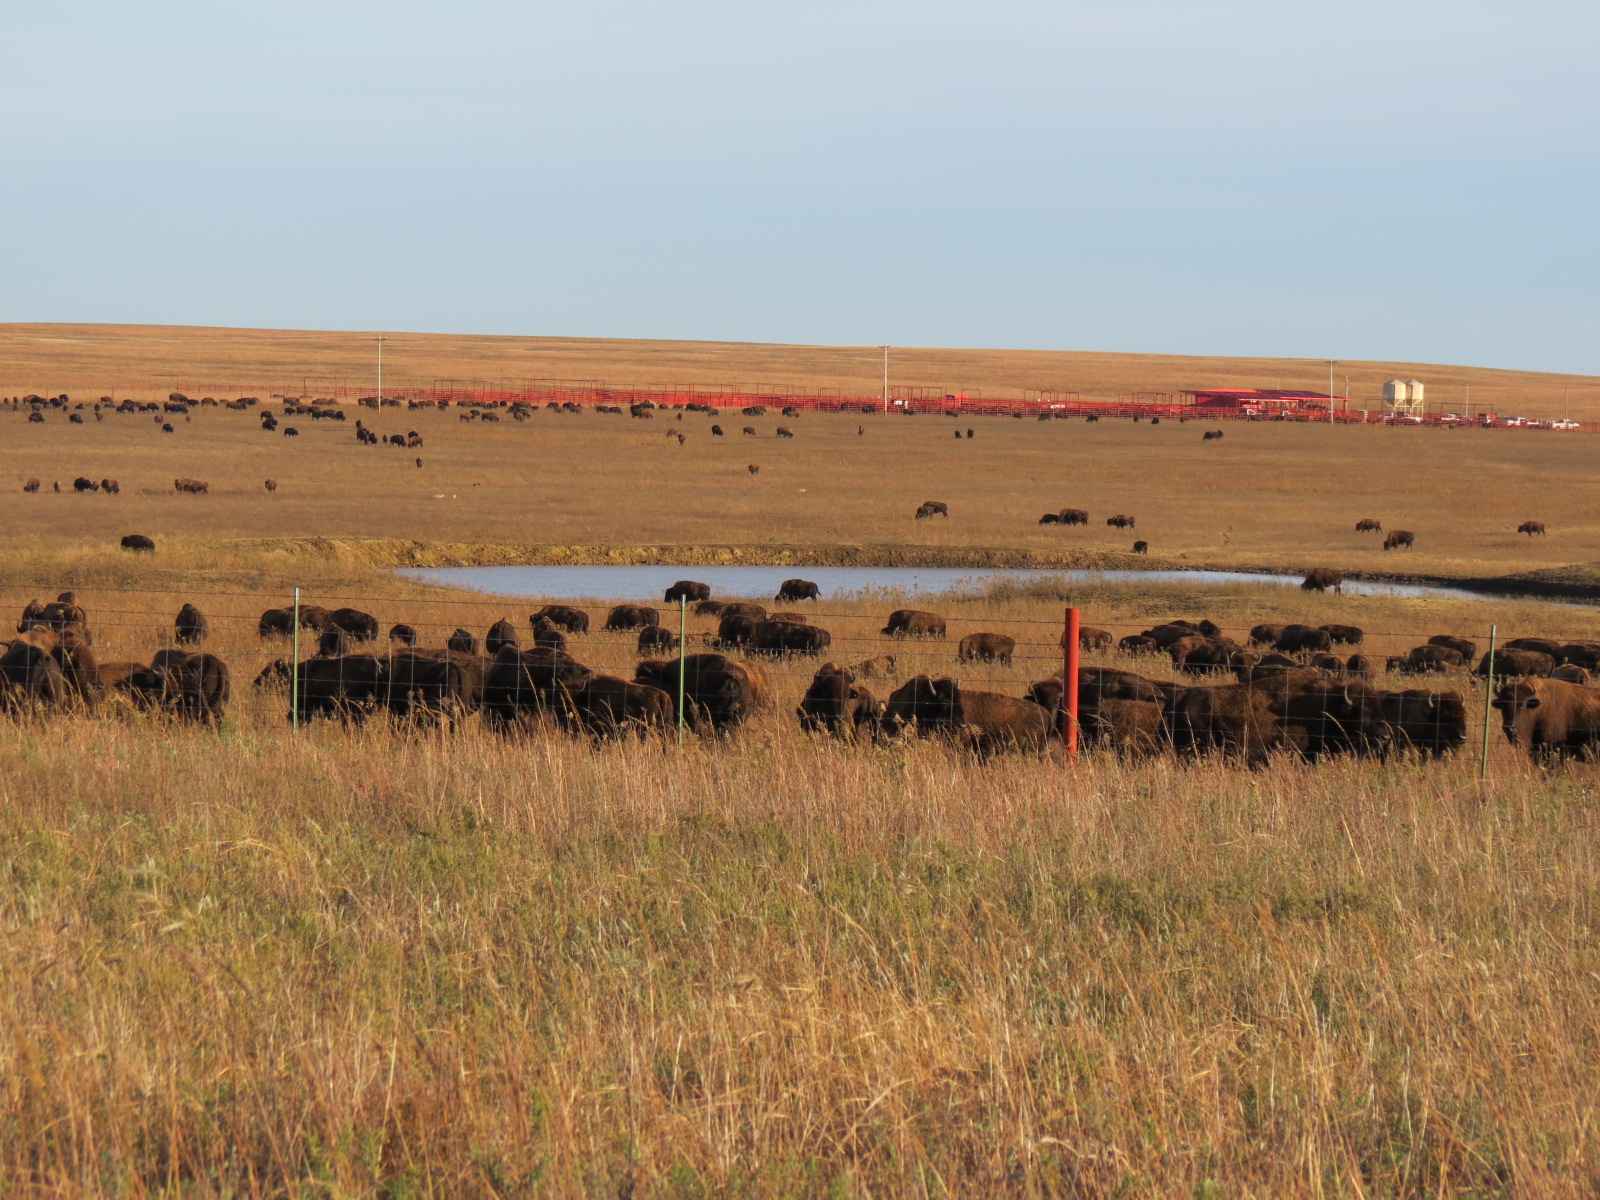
[2, 0, 1595, 372]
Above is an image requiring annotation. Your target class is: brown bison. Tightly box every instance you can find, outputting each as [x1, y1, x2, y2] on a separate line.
[1300, 568, 1343, 593]
[1401, 645, 1466, 673]
[532, 604, 589, 635]
[120, 534, 156, 553]
[1517, 521, 1546, 536]
[1383, 530, 1415, 551]
[1503, 637, 1562, 658]
[797, 663, 880, 738]
[719, 602, 768, 620]
[1058, 508, 1089, 525]
[664, 580, 712, 603]
[383, 652, 486, 729]
[1105, 514, 1135, 529]
[1248, 624, 1285, 647]
[634, 653, 766, 732]
[1318, 623, 1364, 645]
[1274, 624, 1334, 655]
[1355, 518, 1381, 533]
[264, 479, 278, 493]
[389, 623, 418, 647]
[1493, 678, 1600, 762]
[0, 628, 69, 712]
[850, 654, 897, 679]
[174, 603, 209, 645]
[1476, 648, 1554, 679]
[958, 633, 1015, 664]
[485, 618, 520, 655]
[883, 675, 1050, 754]
[292, 655, 388, 723]
[445, 628, 479, 655]
[775, 579, 820, 602]
[1118, 634, 1159, 655]
[637, 625, 679, 655]
[604, 604, 659, 631]
[1076, 625, 1114, 651]
[22, 478, 40, 493]
[481, 646, 594, 731]
[1132, 540, 1148, 554]
[748, 620, 831, 657]
[328, 608, 379, 642]
[560, 675, 674, 738]
[882, 609, 946, 638]
[1427, 635, 1477, 661]
[693, 599, 726, 617]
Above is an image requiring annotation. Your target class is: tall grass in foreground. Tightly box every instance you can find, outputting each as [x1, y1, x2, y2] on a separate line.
[3, 702, 1598, 1197]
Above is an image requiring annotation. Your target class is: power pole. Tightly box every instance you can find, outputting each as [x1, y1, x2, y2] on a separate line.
[376, 336, 386, 404]
[1325, 360, 1338, 424]
[880, 345, 890, 416]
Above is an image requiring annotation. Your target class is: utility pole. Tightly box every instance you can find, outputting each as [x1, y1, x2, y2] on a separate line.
[1325, 360, 1338, 424]
[375, 336, 386, 405]
[880, 345, 890, 416]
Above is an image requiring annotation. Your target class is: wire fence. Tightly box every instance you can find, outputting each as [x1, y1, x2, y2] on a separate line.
[0, 580, 1575, 770]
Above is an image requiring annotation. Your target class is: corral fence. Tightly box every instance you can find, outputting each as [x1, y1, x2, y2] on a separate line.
[2, 581, 1530, 774]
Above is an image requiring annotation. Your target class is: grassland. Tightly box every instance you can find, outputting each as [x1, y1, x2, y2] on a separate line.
[7, 397, 1600, 589]
[4, 566, 1600, 1195]
[4, 321, 1600, 419]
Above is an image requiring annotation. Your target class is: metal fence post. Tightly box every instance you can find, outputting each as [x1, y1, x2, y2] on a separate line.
[677, 596, 687, 745]
[290, 587, 301, 732]
[1063, 607, 1080, 758]
[1479, 624, 1497, 780]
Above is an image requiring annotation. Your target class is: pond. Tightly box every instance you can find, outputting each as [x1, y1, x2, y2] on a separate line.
[394, 564, 1496, 604]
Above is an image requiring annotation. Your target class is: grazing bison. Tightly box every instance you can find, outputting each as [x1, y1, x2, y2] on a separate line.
[882, 675, 1050, 754]
[710, 425, 724, 436]
[664, 580, 712, 604]
[1517, 521, 1547, 536]
[1058, 509, 1089, 526]
[1383, 530, 1415, 551]
[1492, 679, 1600, 763]
[173, 478, 209, 494]
[1355, 518, 1382, 533]
[776, 427, 794, 438]
[1427, 635, 1477, 661]
[719, 602, 768, 620]
[1248, 624, 1285, 647]
[0, 629, 69, 713]
[1557, 643, 1600, 671]
[850, 654, 897, 679]
[797, 663, 880, 738]
[485, 618, 520, 655]
[481, 646, 594, 731]
[1038, 513, 1061, 525]
[957, 633, 1016, 664]
[1552, 665, 1592, 684]
[383, 652, 486, 728]
[388, 623, 418, 647]
[742, 427, 757, 437]
[1275, 625, 1334, 655]
[1202, 430, 1224, 441]
[1105, 514, 1135, 529]
[560, 675, 674, 738]
[72, 477, 98, 493]
[1132, 540, 1148, 554]
[1401, 644, 1466, 673]
[638, 625, 678, 655]
[1377, 689, 1468, 758]
[173, 603, 209, 645]
[328, 608, 379, 642]
[22, 478, 40, 493]
[1503, 637, 1563, 658]
[533, 604, 589, 635]
[445, 628, 480, 655]
[748, 619, 831, 657]
[258, 608, 295, 637]
[1476, 648, 1554, 679]
[1318, 623, 1364, 645]
[1118, 634, 1159, 655]
[693, 599, 727, 617]
[316, 627, 351, 658]
[634, 653, 766, 732]
[292, 655, 388, 723]
[882, 609, 946, 638]
[1300, 568, 1343, 593]
[775, 579, 820, 602]
[120, 534, 156, 553]
[1077, 626, 1114, 651]
[264, 479, 277, 493]
[604, 604, 659, 631]
[714, 613, 761, 649]
[919, 500, 949, 517]
[101, 480, 119, 494]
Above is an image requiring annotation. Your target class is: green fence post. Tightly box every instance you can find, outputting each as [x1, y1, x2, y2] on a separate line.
[677, 596, 687, 745]
[1479, 624, 1497, 781]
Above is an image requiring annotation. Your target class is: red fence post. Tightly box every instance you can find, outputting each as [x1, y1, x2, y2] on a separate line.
[1063, 607, 1080, 758]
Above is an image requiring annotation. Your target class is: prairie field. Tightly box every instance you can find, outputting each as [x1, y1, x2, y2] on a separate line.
[6, 326, 1600, 1196]
[7, 396, 1600, 586]
[4, 563, 1600, 1195]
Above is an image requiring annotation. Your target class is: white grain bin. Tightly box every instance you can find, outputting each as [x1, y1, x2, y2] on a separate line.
[1405, 379, 1425, 404]
[1383, 379, 1408, 402]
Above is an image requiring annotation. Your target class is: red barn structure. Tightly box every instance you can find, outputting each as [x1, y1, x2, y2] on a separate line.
[1183, 388, 1349, 416]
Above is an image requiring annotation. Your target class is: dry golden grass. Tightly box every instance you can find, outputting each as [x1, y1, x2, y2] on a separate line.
[6, 399, 1600, 585]
[3, 571, 1600, 1195]
[4, 321, 1599, 418]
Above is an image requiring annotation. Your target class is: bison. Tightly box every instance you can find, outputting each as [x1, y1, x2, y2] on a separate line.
[1355, 518, 1382, 533]
[797, 663, 880, 738]
[173, 603, 209, 645]
[775, 579, 820, 602]
[882, 675, 1051, 754]
[560, 675, 674, 738]
[328, 608, 379, 641]
[957, 633, 1015, 665]
[1318, 623, 1364, 645]
[1517, 521, 1547, 537]
[1105, 514, 1135, 529]
[1476, 648, 1554, 679]
[485, 618, 520, 656]
[604, 604, 659, 631]
[481, 646, 594, 731]
[1132, 540, 1148, 554]
[634, 654, 766, 732]
[1383, 530, 1415, 551]
[120, 534, 156, 553]
[1301, 568, 1343, 593]
[637, 625, 679, 655]
[747, 619, 831, 657]
[1492, 679, 1600, 763]
[532, 604, 589, 635]
[882, 609, 946, 638]
[664, 580, 712, 604]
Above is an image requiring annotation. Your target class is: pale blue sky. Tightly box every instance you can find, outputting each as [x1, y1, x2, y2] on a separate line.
[2, 1, 1595, 371]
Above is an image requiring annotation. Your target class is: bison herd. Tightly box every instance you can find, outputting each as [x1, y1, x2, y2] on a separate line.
[9, 581, 1600, 766]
